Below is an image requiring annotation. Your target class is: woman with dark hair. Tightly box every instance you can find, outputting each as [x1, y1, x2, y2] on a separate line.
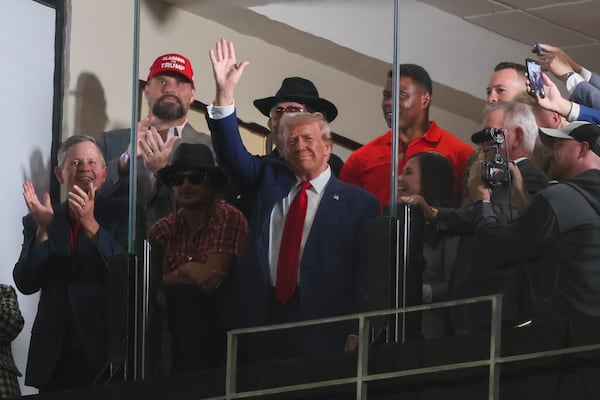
[398, 151, 459, 338]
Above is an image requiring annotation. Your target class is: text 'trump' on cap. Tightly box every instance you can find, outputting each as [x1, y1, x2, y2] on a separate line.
[147, 53, 194, 86]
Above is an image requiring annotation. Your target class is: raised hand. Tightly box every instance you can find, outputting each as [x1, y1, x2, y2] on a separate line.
[23, 181, 54, 233]
[534, 43, 581, 78]
[528, 73, 572, 117]
[208, 38, 250, 106]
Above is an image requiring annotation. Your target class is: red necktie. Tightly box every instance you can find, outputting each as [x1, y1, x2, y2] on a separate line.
[276, 181, 312, 303]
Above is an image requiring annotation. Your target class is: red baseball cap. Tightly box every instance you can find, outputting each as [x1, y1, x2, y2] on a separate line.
[147, 53, 194, 85]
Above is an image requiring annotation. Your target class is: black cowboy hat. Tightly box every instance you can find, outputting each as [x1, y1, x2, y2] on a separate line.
[253, 77, 338, 122]
[156, 143, 228, 189]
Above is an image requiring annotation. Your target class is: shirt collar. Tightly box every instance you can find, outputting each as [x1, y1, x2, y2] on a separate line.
[167, 121, 187, 141]
[419, 121, 441, 143]
[297, 165, 331, 195]
[383, 121, 440, 144]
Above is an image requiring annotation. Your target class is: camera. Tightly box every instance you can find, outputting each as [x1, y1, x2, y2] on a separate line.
[471, 127, 509, 187]
[481, 153, 509, 187]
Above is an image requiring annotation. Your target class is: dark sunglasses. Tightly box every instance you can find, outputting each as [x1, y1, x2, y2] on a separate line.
[169, 171, 210, 186]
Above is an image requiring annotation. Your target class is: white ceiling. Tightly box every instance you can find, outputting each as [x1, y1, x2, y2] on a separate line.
[160, 0, 600, 126]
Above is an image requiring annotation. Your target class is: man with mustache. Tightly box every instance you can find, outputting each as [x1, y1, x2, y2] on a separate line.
[97, 53, 212, 228]
[14, 135, 129, 392]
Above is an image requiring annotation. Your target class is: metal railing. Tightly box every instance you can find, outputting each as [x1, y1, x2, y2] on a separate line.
[199, 294, 600, 400]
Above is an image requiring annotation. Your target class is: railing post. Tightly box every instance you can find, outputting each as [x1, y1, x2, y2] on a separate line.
[356, 316, 370, 400]
[489, 294, 503, 400]
[225, 331, 238, 400]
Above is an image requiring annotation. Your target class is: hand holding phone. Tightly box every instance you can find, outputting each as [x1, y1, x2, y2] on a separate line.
[526, 58, 545, 98]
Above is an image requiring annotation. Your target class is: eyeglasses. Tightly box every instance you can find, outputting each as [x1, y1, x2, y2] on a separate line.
[269, 106, 306, 118]
[169, 171, 210, 186]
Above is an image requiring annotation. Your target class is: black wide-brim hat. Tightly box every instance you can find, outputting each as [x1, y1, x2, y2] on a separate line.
[253, 77, 338, 122]
[156, 142, 228, 189]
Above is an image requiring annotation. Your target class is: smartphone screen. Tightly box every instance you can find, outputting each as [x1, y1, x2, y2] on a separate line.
[526, 58, 545, 98]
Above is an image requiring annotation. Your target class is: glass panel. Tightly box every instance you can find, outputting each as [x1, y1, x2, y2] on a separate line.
[36, 0, 574, 391]
[15, 0, 600, 395]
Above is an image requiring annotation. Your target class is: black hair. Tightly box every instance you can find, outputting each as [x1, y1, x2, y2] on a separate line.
[409, 151, 458, 245]
[388, 64, 433, 94]
[409, 152, 457, 208]
[494, 61, 527, 75]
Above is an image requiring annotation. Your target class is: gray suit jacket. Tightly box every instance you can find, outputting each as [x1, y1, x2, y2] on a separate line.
[570, 72, 600, 110]
[97, 123, 212, 228]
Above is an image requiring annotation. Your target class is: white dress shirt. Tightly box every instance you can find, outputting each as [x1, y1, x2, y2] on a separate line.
[268, 167, 331, 286]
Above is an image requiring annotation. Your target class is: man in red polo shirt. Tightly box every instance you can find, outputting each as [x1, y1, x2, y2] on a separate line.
[340, 65, 474, 208]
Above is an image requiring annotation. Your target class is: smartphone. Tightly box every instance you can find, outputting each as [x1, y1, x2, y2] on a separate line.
[526, 58, 545, 98]
[535, 42, 542, 55]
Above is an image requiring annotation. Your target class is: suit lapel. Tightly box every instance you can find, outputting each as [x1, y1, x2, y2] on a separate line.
[300, 177, 343, 273]
[309, 176, 341, 234]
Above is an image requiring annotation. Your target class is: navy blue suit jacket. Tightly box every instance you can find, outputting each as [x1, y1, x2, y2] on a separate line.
[13, 197, 128, 388]
[208, 111, 378, 355]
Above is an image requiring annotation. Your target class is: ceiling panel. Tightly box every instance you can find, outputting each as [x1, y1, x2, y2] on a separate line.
[529, 2, 600, 40]
[417, 0, 508, 16]
[466, 10, 596, 48]
[499, 0, 579, 9]
[563, 43, 600, 72]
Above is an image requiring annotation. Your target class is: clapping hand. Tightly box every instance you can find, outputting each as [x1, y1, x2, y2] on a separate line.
[137, 117, 179, 173]
[23, 181, 54, 241]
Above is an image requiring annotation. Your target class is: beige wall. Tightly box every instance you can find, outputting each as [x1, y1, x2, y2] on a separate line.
[65, 0, 479, 158]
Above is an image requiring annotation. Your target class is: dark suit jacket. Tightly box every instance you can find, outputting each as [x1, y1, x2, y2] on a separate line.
[444, 158, 549, 333]
[208, 111, 378, 355]
[13, 197, 128, 388]
[96, 124, 212, 228]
